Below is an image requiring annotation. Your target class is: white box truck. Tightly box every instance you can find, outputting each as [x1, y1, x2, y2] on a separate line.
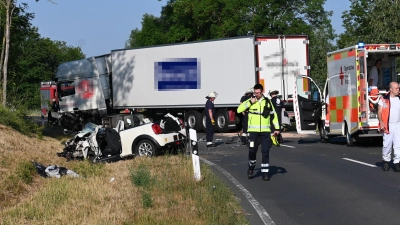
[46, 35, 310, 132]
[294, 42, 400, 146]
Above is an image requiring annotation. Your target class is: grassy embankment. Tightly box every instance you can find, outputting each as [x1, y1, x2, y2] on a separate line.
[0, 107, 249, 224]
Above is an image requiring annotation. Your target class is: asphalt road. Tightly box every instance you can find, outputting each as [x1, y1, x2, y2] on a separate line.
[197, 132, 400, 225]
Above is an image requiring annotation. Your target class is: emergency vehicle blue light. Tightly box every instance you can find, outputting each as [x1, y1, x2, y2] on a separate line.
[357, 42, 364, 49]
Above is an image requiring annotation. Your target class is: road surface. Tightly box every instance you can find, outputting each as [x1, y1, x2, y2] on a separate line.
[198, 132, 399, 225]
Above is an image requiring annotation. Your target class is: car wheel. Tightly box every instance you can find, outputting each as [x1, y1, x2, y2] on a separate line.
[135, 139, 157, 157]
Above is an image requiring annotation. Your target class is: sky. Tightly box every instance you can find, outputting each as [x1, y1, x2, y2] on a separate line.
[27, 0, 351, 58]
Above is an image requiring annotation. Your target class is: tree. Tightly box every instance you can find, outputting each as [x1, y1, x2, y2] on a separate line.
[1, 0, 16, 107]
[338, 0, 400, 48]
[0, 1, 84, 109]
[126, 0, 335, 87]
[0, 0, 55, 107]
[8, 30, 85, 108]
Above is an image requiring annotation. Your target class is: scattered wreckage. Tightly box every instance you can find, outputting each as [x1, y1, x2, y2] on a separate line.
[57, 113, 187, 163]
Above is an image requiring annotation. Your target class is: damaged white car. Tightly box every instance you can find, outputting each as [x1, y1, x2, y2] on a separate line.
[57, 113, 187, 163]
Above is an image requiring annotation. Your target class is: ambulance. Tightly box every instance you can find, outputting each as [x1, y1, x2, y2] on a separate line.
[293, 43, 400, 146]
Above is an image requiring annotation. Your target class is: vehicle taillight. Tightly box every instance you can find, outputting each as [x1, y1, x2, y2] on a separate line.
[152, 124, 163, 134]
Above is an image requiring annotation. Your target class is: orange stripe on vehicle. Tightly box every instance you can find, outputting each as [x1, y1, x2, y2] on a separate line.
[303, 78, 309, 91]
[351, 108, 358, 122]
[259, 79, 265, 93]
[348, 50, 356, 57]
[330, 97, 337, 110]
[336, 109, 344, 122]
[342, 95, 349, 109]
[334, 54, 341, 60]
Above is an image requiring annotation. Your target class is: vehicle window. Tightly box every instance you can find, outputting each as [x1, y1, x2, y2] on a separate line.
[59, 81, 75, 97]
[40, 90, 50, 108]
[359, 57, 364, 74]
[311, 82, 320, 101]
[40, 90, 50, 101]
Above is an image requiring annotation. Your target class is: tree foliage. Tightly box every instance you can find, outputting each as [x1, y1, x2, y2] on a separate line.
[126, 0, 335, 88]
[0, 1, 85, 109]
[338, 0, 400, 48]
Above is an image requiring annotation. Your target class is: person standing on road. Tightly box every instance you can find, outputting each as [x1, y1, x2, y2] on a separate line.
[269, 89, 283, 132]
[239, 88, 253, 145]
[238, 84, 280, 181]
[205, 92, 217, 147]
[378, 81, 400, 172]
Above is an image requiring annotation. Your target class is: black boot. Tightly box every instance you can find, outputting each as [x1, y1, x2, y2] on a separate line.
[383, 161, 390, 171]
[393, 163, 400, 172]
[247, 167, 254, 179]
[262, 172, 270, 181]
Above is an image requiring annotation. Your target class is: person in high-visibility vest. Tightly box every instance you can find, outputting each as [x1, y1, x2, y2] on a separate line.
[378, 82, 400, 172]
[237, 84, 280, 181]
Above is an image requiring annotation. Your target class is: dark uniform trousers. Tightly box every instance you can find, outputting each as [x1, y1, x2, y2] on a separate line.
[248, 132, 272, 173]
[206, 117, 214, 142]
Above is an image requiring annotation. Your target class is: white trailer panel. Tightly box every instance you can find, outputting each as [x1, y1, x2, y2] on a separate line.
[111, 37, 256, 108]
[256, 36, 309, 101]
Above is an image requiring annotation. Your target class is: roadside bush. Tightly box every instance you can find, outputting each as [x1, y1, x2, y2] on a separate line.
[0, 105, 43, 138]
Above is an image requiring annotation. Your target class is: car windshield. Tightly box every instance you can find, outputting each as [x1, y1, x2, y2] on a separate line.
[81, 122, 98, 133]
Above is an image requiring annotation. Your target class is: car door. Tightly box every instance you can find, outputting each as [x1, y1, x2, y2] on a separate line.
[293, 75, 323, 134]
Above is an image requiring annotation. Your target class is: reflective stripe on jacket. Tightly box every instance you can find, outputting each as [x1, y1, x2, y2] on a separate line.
[237, 96, 280, 132]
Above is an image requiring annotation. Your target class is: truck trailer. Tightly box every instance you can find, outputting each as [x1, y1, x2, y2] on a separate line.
[43, 35, 310, 132]
[294, 42, 400, 146]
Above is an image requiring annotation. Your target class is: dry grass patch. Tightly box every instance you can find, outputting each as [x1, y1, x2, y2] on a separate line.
[0, 124, 249, 225]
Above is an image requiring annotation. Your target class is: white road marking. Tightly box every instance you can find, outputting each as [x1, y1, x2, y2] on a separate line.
[342, 158, 377, 167]
[201, 158, 276, 225]
[280, 144, 295, 148]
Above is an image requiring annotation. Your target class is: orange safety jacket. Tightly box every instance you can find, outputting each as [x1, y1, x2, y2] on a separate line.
[379, 93, 400, 133]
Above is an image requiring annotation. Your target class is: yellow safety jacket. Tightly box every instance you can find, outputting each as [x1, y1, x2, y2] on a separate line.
[237, 96, 280, 132]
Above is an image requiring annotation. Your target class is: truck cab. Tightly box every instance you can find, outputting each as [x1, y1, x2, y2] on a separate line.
[40, 81, 58, 119]
[55, 54, 113, 131]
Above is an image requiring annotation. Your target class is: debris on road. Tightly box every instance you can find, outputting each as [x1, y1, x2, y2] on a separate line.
[33, 161, 79, 178]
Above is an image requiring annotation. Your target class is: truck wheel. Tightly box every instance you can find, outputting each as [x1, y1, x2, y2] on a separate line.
[216, 109, 229, 133]
[185, 110, 201, 131]
[201, 111, 207, 132]
[134, 139, 157, 157]
[345, 124, 354, 147]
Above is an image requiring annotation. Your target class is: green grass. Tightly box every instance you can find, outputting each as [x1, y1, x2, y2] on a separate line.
[16, 161, 36, 184]
[0, 106, 249, 224]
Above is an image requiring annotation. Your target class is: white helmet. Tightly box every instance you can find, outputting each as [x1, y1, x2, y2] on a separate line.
[206, 91, 218, 98]
[245, 88, 254, 94]
[268, 89, 279, 96]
